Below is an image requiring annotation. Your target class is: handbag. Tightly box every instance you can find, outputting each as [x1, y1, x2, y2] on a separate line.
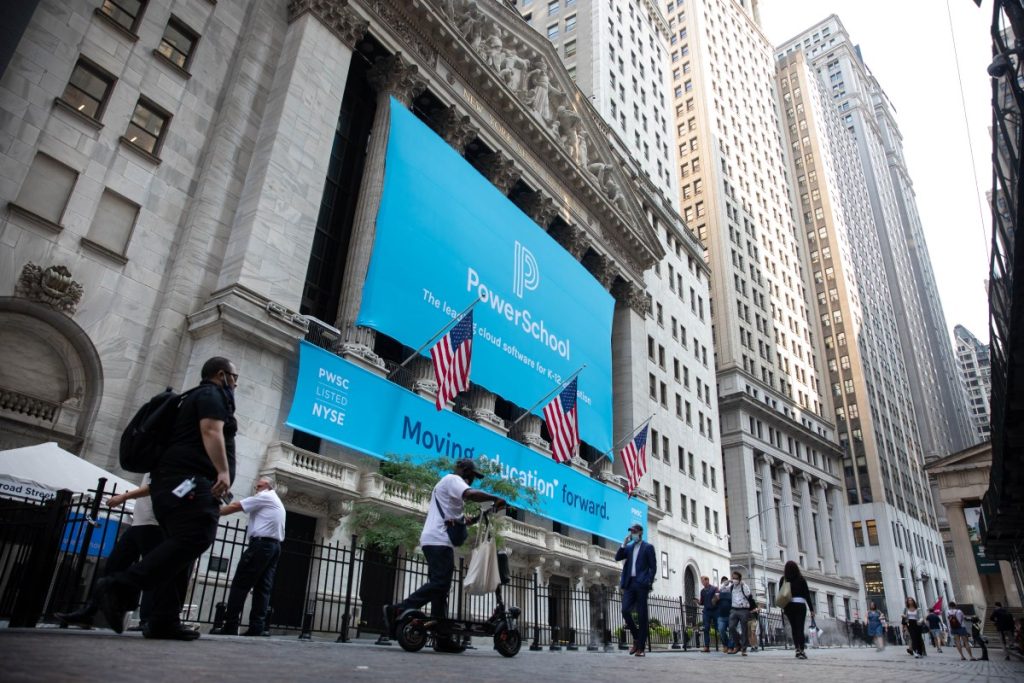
[775, 578, 792, 608]
[436, 496, 468, 547]
[464, 518, 501, 595]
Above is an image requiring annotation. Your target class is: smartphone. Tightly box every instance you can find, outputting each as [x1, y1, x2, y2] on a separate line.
[219, 492, 234, 505]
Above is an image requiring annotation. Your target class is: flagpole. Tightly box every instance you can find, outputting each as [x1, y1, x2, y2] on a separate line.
[391, 297, 481, 375]
[591, 413, 655, 467]
[510, 364, 587, 426]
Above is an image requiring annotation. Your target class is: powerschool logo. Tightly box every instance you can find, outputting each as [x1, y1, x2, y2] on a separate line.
[465, 241, 571, 360]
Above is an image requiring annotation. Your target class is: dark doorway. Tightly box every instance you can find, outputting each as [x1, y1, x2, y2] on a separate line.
[684, 567, 697, 626]
[269, 511, 317, 629]
[548, 575, 571, 643]
[358, 545, 398, 633]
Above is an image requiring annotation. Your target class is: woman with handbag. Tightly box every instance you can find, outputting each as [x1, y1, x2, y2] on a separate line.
[866, 601, 886, 651]
[778, 560, 813, 659]
[903, 597, 926, 658]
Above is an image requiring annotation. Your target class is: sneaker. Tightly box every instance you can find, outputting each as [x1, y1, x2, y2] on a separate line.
[914, 653, 920, 659]
[210, 623, 238, 635]
[143, 623, 201, 641]
[701, 647, 710, 653]
[741, 651, 747, 656]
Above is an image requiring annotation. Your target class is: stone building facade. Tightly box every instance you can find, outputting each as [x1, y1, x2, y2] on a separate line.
[0, 0, 720, 622]
[660, 0, 862, 619]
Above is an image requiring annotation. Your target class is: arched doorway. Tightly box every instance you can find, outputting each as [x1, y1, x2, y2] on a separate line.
[684, 566, 698, 630]
[0, 296, 103, 452]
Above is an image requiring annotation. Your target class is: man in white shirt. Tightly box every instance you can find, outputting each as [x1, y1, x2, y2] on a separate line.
[383, 459, 505, 636]
[211, 477, 286, 636]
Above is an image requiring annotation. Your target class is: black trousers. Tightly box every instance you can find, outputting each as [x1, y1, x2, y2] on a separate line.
[622, 581, 651, 649]
[223, 538, 281, 630]
[398, 545, 454, 618]
[907, 620, 926, 655]
[785, 602, 808, 651]
[109, 476, 219, 629]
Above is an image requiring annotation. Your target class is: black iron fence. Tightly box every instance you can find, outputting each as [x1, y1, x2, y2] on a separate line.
[1, 482, 861, 650]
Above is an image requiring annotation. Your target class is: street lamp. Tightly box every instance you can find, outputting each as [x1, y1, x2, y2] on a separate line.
[745, 504, 792, 605]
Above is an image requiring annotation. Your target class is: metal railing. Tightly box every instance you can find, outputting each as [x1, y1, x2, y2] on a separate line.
[0, 482, 861, 649]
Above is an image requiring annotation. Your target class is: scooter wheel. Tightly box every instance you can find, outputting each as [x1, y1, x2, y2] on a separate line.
[396, 617, 428, 652]
[493, 625, 522, 657]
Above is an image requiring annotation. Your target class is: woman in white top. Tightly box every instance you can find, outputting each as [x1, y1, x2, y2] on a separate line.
[903, 597, 926, 658]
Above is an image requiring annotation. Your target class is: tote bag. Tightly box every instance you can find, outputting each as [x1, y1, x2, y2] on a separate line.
[775, 578, 792, 608]
[464, 523, 501, 595]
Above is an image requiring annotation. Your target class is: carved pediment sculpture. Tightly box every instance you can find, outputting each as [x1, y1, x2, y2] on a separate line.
[15, 263, 84, 315]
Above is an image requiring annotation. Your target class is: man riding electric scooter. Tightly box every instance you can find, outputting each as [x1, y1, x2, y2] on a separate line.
[383, 458, 506, 638]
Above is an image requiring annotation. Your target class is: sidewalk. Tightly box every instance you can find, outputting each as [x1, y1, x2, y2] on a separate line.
[3, 627, 1023, 683]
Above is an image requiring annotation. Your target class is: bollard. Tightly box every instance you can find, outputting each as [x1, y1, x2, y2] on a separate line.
[549, 625, 562, 651]
[671, 628, 681, 650]
[336, 613, 351, 643]
[618, 627, 629, 650]
[212, 602, 227, 631]
[567, 627, 578, 651]
[298, 610, 313, 640]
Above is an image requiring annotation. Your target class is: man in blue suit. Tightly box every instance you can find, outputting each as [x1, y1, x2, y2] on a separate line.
[616, 522, 657, 656]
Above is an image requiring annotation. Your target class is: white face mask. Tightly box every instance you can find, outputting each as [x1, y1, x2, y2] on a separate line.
[630, 532, 641, 542]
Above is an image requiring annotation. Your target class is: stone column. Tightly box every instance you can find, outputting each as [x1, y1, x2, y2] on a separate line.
[945, 501, 985, 609]
[829, 486, 857, 579]
[798, 473, 819, 571]
[431, 104, 478, 153]
[217, 10, 362, 308]
[334, 53, 427, 367]
[473, 150, 521, 194]
[815, 481, 837, 575]
[511, 414, 549, 453]
[609, 281, 649, 486]
[759, 455, 780, 562]
[778, 465, 799, 563]
[466, 386, 506, 435]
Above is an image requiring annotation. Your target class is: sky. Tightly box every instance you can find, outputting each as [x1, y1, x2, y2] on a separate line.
[758, 0, 994, 346]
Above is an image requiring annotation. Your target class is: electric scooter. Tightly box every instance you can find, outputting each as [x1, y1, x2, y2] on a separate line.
[393, 509, 523, 657]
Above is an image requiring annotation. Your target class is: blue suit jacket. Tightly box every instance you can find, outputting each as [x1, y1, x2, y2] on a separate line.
[616, 540, 657, 589]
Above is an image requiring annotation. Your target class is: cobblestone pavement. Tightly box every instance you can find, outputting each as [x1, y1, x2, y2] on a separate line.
[3, 628, 1022, 683]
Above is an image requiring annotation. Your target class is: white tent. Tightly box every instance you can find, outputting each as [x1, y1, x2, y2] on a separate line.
[0, 442, 138, 500]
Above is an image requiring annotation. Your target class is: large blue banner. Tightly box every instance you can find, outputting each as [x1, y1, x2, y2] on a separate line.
[357, 98, 614, 453]
[285, 342, 646, 542]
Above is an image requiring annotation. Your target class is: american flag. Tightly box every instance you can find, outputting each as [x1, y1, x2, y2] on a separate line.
[543, 377, 579, 464]
[430, 310, 474, 410]
[620, 424, 650, 495]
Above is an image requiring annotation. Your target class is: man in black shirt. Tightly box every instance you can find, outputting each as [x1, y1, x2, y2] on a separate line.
[96, 357, 238, 640]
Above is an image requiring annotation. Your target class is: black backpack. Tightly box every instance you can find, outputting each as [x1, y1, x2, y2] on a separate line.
[119, 387, 190, 473]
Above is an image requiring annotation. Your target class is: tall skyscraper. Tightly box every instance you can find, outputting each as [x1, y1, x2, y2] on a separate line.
[662, 0, 862, 616]
[519, 0, 732, 597]
[776, 44, 953, 615]
[954, 324, 992, 443]
[777, 17, 973, 463]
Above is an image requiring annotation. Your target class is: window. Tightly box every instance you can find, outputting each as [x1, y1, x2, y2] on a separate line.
[665, 485, 672, 513]
[157, 16, 200, 71]
[12, 154, 77, 226]
[564, 39, 576, 58]
[688, 452, 695, 477]
[851, 521, 864, 547]
[124, 97, 171, 156]
[100, 0, 147, 33]
[548, 0, 559, 15]
[702, 461, 708, 486]
[60, 58, 115, 120]
[866, 519, 879, 546]
[84, 188, 139, 257]
[704, 506, 711, 532]
[680, 494, 688, 521]
[690, 499, 698, 526]
[565, 14, 576, 32]
[713, 510, 719, 535]
[547, 23, 559, 38]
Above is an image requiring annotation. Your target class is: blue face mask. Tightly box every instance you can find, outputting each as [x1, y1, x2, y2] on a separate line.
[630, 532, 641, 543]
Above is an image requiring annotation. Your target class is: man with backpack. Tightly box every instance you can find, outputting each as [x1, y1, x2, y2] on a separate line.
[95, 357, 239, 641]
[727, 570, 754, 655]
[948, 600, 975, 661]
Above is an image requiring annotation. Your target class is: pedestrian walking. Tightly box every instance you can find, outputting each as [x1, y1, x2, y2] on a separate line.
[947, 601, 975, 661]
[93, 357, 239, 640]
[991, 602, 1016, 659]
[614, 523, 657, 656]
[864, 602, 888, 651]
[970, 615, 989, 660]
[726, 569, 753, 656]
[716, 576, 732, 652]
[210, 477, 286, 636]
[698, 575, 718, 652]
[925, 609, 943, 653]
[903, 598, 926, 658]
[55, 476, 164, 630]
[779, 560, 812, 659]
[746, 600, 760, 652]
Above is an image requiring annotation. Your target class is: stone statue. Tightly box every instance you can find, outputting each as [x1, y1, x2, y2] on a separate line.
[498, 49, 529, 91]
[481, 33, 504, 70]
[459, 4, 485, 50]
[525, 60, 556, 122]
[556, 105, 588, 166]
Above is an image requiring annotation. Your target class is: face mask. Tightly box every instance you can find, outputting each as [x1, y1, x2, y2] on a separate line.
[220, 375, 235, 403]
[630, 532, 640, 542]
